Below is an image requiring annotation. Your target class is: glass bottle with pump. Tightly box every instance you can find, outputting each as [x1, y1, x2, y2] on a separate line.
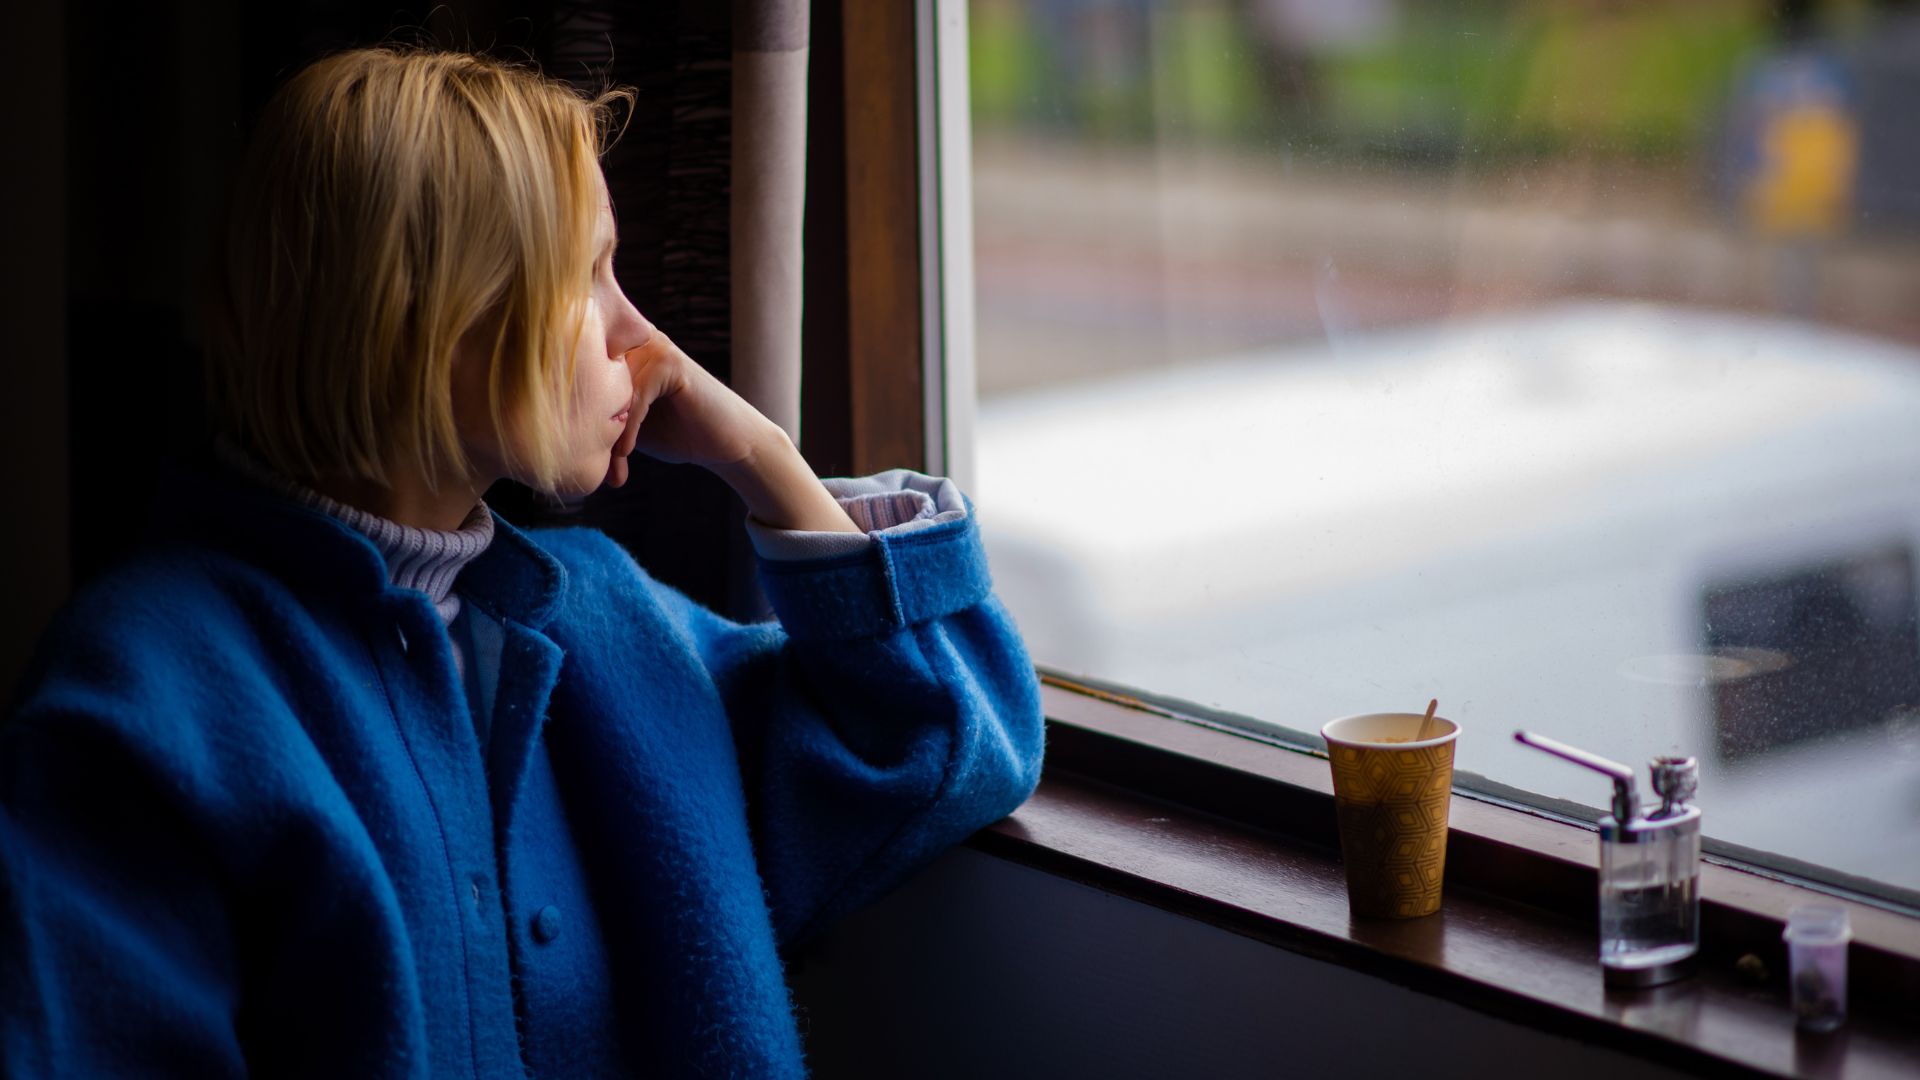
[1514, 731, 1702, 989]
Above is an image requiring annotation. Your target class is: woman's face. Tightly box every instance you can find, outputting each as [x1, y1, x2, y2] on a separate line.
[455, 168, 653, 495]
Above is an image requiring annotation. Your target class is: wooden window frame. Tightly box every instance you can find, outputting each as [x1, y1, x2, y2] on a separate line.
[804, 0, 972, 484]
[815, 6, 1920, 1075]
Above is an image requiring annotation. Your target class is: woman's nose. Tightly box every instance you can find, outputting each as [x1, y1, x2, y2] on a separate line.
[617, 302, 654, 357]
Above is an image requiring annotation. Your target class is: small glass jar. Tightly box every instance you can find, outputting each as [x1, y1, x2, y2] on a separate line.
[1784, 904, 1850, 1033]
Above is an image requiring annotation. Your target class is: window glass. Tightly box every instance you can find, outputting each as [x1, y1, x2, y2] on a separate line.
[968, 0, 1920, 898]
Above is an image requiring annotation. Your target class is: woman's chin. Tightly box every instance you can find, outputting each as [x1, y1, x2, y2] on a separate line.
[557, 452, 621, 497]
[553, 471, 604, 498]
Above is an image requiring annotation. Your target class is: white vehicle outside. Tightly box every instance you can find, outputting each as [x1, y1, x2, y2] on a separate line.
[976, 302, 1920, 894]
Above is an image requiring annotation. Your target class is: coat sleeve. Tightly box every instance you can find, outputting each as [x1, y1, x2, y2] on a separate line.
[648, 504, 1046, 951]
[0, 715, 248, 1078]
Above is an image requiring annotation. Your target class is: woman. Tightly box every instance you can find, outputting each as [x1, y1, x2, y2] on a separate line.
[1, 45, 1043, 1078]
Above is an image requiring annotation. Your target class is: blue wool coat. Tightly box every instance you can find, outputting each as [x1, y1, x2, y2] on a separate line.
[0, 464, 1045, 1078]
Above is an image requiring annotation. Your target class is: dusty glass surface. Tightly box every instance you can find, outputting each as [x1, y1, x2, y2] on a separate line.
[968, 0, 1920, 896]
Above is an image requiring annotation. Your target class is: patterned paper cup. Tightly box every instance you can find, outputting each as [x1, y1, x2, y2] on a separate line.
[1322, 712, 1461, 919]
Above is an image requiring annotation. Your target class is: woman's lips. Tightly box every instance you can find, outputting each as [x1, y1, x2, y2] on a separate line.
[611, 405, 632, 425]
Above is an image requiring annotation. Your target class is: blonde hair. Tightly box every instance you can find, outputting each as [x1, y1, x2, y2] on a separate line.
[202, 46, 634, 493]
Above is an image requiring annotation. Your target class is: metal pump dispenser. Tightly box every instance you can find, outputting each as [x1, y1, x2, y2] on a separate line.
[1514, 731, 1702, 988]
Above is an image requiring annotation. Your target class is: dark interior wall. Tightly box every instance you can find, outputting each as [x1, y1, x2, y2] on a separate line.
[788, 847, 1693, 1080]
[63, 0, 242, 602]
[1, 0, 68, 704]
[49, 0, 753, 646]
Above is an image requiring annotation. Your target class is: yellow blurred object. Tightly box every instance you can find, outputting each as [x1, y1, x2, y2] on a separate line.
[1747, 103, 1861, 237]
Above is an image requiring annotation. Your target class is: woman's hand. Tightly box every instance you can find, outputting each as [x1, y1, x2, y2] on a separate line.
[607, 331, 860, 534]
[613, 330, 779, 473]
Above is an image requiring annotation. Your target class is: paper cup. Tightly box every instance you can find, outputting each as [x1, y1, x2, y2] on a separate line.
[1322, 712, 1460, 919]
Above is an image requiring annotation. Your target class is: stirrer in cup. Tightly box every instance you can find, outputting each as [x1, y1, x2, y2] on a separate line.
[1416, 698, 1440, 741]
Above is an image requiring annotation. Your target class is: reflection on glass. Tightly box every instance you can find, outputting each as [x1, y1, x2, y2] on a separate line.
[969, 0, 1920, 897]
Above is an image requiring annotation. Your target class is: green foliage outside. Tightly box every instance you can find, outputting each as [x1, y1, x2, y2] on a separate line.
[970, 0, 1771, 163]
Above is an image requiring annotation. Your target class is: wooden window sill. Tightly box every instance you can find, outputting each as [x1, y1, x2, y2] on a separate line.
[964, 679, 1920, 1079]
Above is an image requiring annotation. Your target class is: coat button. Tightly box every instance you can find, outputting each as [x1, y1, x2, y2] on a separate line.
[531, 905, 562, 944]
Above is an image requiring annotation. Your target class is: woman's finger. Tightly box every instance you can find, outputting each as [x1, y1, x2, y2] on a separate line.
[605, 390, 642, 487]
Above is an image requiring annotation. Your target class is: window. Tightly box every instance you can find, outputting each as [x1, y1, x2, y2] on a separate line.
[963, 0, 1920, 903]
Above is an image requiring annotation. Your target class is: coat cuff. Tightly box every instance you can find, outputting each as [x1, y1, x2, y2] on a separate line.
[755, 489, 991, 642]
[744, 469, 970, 562]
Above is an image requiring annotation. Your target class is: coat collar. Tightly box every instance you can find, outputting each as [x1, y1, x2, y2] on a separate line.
[152, 451, 569, 631]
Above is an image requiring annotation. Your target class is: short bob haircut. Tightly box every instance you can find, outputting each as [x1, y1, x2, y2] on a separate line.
[202, 46, 634, 494]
